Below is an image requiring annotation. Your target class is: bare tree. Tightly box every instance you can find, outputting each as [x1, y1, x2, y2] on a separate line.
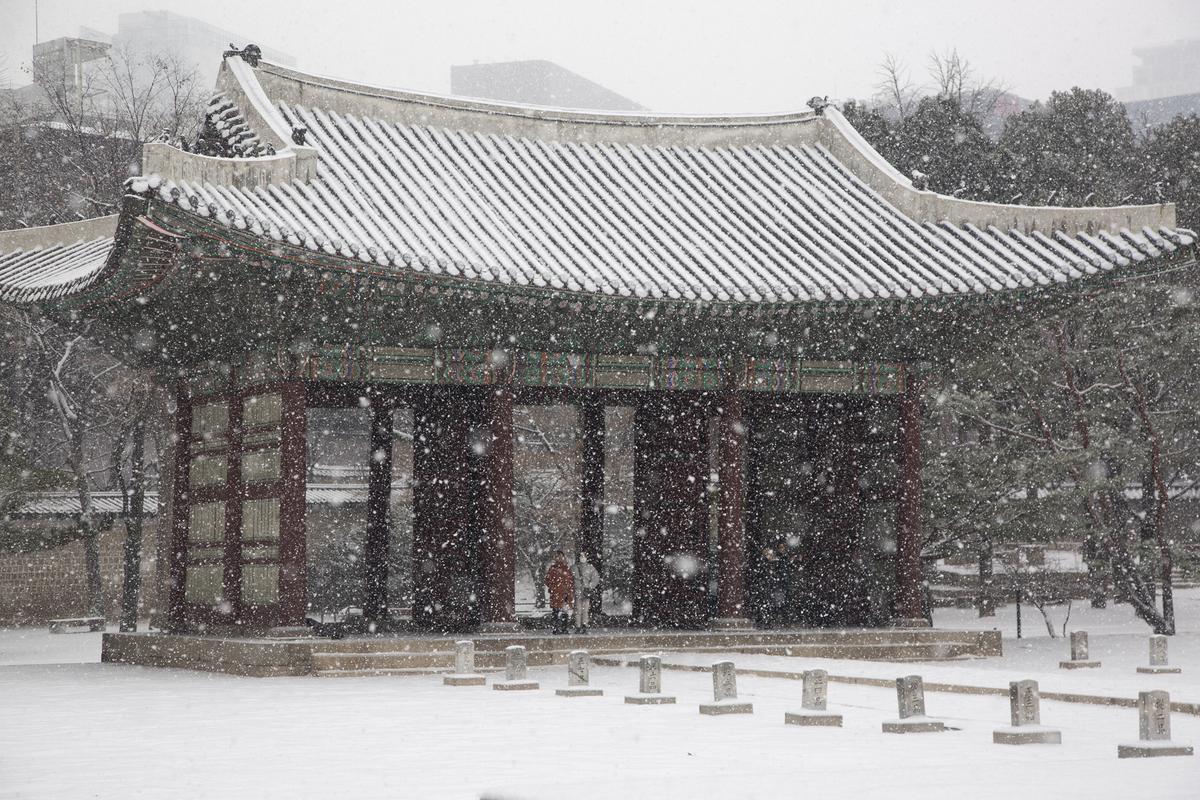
[927, 48, 1008, 121]
[8, 40, 205, 226]
[875, 53, 917, 121]
[2, 306, 162, 622]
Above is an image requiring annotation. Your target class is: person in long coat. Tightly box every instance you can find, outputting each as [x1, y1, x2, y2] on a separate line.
[544, 549, 575, 634]
[570, 552, 601, 634]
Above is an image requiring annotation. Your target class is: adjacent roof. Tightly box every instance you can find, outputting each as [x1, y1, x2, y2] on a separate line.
[0, 52, 1195, 312]
[12, 483, 409, 517]
[0, 217, 116, 303]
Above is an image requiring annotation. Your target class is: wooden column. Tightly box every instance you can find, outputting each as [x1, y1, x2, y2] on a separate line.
[276, 380, 309, 627]
[632, 393, 710, 628]
[165, 386, 193, 631]
[412, 387, 485, 631]
[894, 369, 928, 626]
[481, 384, 517, 629]
[579, 398, 606, 620]
[714, 388, 750, 628]
[363, 400, 394, 624]
[579, 398, 606, 560]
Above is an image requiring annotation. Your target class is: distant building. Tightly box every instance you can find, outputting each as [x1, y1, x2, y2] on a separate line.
[1117, 39, 1200, 103]
[110, 10, 294, 91]
[11, 10, 294, 107]
[451, 60, 643, 111]
[1116, 39, 1200, 131]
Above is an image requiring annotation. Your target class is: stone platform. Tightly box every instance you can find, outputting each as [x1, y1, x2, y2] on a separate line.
[100, 627, 1002, 678]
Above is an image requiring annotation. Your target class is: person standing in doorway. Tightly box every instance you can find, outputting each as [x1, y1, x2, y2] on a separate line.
[571, 552, 601, 634]
[545, 549, 575, 635]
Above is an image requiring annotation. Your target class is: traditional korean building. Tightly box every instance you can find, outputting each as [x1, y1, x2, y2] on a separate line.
[1, 47, 1195, 640]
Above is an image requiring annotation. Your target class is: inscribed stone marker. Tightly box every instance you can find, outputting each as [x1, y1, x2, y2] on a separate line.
[492, 644, 539, 691]
[557, 650, 603, 697]
[882, 675, 944, 733]
[1059, 630, 1101, 669]
[568, 650, 589, 686]
[700, 661, 752, 715]
[455, 640, 474, 675]
[1138, 635, 1181, 674]
[506, 645, 527, 681]
[1118, 690, 1193, 758]
[802, 669, 828, 711]
[784, 669, 842, 727]
[640, 655, 661, 694]
[1011, 680, 1040, 727]
[897, 675, 925, 719]
[1150, 635, 1168, 666]
[1070, 631, 1089, 661]
[625, 654, 676, 705]
[443, 639, 486, 686]
[1141, 690, 1171, 741]
[993, 680, 1061, 745]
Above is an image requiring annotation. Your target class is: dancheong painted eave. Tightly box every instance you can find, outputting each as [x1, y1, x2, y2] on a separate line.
[0, 49, 1196, 312]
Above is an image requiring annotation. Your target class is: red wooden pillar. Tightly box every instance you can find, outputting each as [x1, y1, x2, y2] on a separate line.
[480, 383, 517, 629]
[363, 399, 394, 624]
[276, 379, 308, 627]
[714, 388, 751, 628]
[165, 385, 193, 631]
[894, 368, 928, 627]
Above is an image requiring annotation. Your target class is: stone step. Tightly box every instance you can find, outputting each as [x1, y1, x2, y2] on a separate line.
[314, 667, 449, 678]
[309, 629, 990, 656]
[310, 639, 981, 674]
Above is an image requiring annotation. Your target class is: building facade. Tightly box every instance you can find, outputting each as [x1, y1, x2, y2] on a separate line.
[0, 50, 1194, 635]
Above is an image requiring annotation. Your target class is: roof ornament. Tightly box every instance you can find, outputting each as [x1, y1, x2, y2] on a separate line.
[291, 126, 308, 146]
[806, 95, 830, 115]
[911, 169, 930, 191]
[222, 43, 262, 67]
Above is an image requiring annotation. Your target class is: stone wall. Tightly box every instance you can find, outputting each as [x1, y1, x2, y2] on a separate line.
[0, 521, 163, 625]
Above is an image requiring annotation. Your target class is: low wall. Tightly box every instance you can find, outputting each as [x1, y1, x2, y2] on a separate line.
[0, 523, 163, 625]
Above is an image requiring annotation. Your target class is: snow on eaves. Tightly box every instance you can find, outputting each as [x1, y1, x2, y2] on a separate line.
[130, 99, 1195, 305]
[0, 237, 113, 304]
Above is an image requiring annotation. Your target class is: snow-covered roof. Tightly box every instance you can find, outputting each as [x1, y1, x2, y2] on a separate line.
[12, 482, 408, 517]
[13, 491, 160, 517]
[0, 52, 1195, 311]
[0, 217, 117, 303]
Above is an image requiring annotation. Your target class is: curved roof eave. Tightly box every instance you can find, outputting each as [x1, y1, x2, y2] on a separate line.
[0, 216, 119, 304]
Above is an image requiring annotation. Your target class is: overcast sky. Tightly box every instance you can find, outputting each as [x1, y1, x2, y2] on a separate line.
[1, 0, 1198, 112]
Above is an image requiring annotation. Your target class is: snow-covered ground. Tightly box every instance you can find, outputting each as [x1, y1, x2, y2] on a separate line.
[0, 592, 1196, 798]
[0, 661, 1197, 798]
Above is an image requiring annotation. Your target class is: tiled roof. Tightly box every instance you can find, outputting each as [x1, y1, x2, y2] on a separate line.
[151, 111, 1195, 302]
[0, 231, 113, 303]
[0, 56, 1195, 310]
[13, 491, 160, 517]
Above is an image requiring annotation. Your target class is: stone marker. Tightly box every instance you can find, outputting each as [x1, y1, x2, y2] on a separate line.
[1059, 630, 1100, 669]
[699, 661, 753, 715]
[882, 675, 945, 733]
[1137, 635, 1182, 675]
[992, 680, 1062, 745]
[784, 669, 842, 727]
[556, 650, 604, 697]
[443, 640, 487, 686]
[492, 645, 539, 691]
[1117, 690, 1194, 758]
[624, 655, 676, 705]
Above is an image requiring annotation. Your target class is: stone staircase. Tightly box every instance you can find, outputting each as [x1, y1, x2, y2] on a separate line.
[308, 629, 1000, 678]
